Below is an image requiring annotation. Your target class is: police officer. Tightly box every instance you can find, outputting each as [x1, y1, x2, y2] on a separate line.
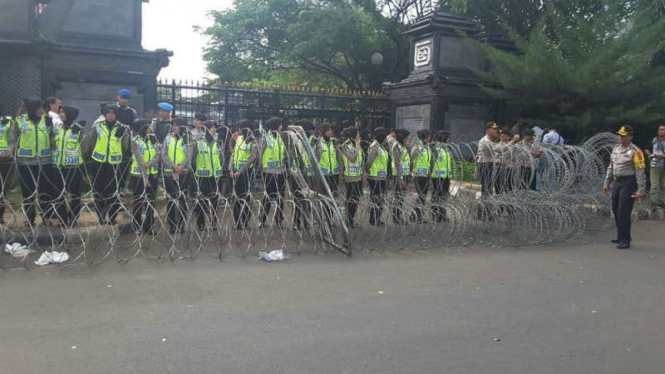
[340, 126, 363, 228]
[258, 117, 287, 228]
[389, 129, 410, 225]
[53, 105, 85, 226]
[316, 123, 341, 194]
[229, 120, 258, 230]
[153, 102, 174, 144]
[365, 127, 389, 226]
[603, 125, 646, 249]
[475, 122, 500, 220]
[430, 130, 452, 222]
[411, 129, 432, 223]
[129, 120, 160, 235]
[193, 120, 224, 231]
[12, 97, 57, 227]
[162, 117, 191, 234]
[83, 104, 130, 225]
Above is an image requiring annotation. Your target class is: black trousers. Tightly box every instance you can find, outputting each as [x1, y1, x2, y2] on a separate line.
[413, 176, 430, 223]
[392, 178, 407, 224]
[495, 166, 514, 194]
[290, 176, 309, 229]
[260, 173, 286, 225]
[519, 166, 536, 191]
[431, 178, 450, 222]
[345, 180, 363, 226]
[90, 162, 121, 224]
[233, 171, 252, 229]
[0, 161, 13, 223]
[18, 164, 57, 224]
[131, 175, 158, 232]
[612, 177, 638, 244]
[477, 162, 494, 220]
[164, 173, 188, 231]
[54, 166, 84, 224]
[195, 177, 219, 228]
[368, 179, 386, 225]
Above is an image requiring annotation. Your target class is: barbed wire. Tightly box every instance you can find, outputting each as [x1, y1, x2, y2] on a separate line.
[0, 128, 625, 269]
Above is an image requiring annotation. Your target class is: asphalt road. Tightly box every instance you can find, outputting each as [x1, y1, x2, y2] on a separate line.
[1, 222, 664, 374]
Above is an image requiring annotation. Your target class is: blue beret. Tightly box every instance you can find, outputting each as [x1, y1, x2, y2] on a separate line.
[158, 102, 174, 112]
[118, 89, 132, 99]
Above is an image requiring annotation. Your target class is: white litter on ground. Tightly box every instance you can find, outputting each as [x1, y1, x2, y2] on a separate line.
[4, 243, 34, 258]
[259, 250, 289, 262]
[34, 251, 69, 266]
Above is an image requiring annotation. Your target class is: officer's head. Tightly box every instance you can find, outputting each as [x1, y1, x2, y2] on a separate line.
[523, 128, 535, 142]
[23, 97, 44, 121]
[132, 119, 152, 138]
[295, 119, 314, 134]
[117, 89, 132, 107]
[103, 104, 117, 122]
[59, 106, 80, 127]
[500, 128, 512, 143]
[434, 130, 450, 143]
[194, 113, 208, 128]
[417, 129, 431, 143]
[44, 96, 62, 114]
[658, 124, 665, 138]
[373, 127, 389, 143]
[395, 129, 410, 144]
[485, 122, 500, 138]
[158, 102, 173, 120]
[616, 125, 634, 145]
[320, 123, 333, 138]
[343, 127, 359, 142]
[172, 117, 188, 136]
[265, 117, 283, 133]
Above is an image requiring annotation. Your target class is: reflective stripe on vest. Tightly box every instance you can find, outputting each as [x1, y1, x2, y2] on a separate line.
[17, 116, 52, 158]
[391, 143, 410, 176]
[342, 143, 363, 177]
[261, 133, 285, 170]
[368, 142, 388, 178]
[412, 145, 431, 175]
[163, 135, 186, 173]
[130, 137, 158, 176]
[0, 120, 11, 152]
[233, 136, 254, 171]
[91, 121, 123, 164]
[53, 127, 82, 167]
[431, 145, 452, 178]
[196, 140, 223, 178]
[319, 139, 339, 175]
[290, 141, 313, 176]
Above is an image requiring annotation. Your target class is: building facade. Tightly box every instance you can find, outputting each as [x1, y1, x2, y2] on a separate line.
[0, 0, 171, 123]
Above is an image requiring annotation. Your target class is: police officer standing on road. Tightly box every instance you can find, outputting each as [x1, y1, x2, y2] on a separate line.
[153, 102, 174, 144]
[365, 127, 390, 227]
[603, 125, 646, 249]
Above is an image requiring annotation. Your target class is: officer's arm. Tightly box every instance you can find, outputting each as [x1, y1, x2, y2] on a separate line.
[238, 142, 258, 175]
[392, 145, 404, 178]
[147, 141, 160, 169]
[603, 155, 614, 189]
[633, 148, 647, 193]
[131, 140, 148, 181]
[161, 141, 176, 170]
[5, 119, 16, 157]
[365, 147, 377, 173]
[81, 123, 98, 159]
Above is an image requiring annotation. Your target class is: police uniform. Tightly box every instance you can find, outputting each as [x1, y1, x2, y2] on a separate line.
[88, 117, 128, 225]
[604, 126, 647, 249]
[431, 141, 452, 222]
[411, 140, 431, 223]
[316, 136, 341, 194]
[161, 131, 191, 234]
[130, 133, 160, 234]
[193, 137, 224, 230]
[365, 139, 389, 226]
[288, 132, 314, 230]
[0, 115, 14, 224]
[230, 133, 258, 230]
[52, 105, 84, 226]
[390, 137, 410, 224]
[340, 139, 363, 227]
[259, 129, 287, 227]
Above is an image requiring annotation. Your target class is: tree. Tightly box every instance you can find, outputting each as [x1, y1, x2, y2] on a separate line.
[468, 1, 665, 135]
[203, 0, 410, 89]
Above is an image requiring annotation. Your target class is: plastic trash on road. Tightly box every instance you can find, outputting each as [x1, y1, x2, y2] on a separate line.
[4, 243, 34, 258]
[34, 251, 70, 266]
[259, 250, 289, 262]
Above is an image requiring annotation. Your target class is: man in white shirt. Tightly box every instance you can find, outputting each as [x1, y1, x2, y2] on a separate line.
[44, 96, 63, 127]
[537, 126, 565, 191]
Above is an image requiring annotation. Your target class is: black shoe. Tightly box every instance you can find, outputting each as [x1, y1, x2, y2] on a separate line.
[169, 227, 177, 235]
[198, 225, 206, 231]
[617, 242, 631, 250]
[611, 239, 620, 244]
[377, 221, 386, 227]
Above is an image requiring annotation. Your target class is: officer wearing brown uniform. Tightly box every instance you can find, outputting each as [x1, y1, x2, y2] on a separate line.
[603, 125, 646, 249]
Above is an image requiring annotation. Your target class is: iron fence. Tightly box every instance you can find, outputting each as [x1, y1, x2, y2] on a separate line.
[156, 79, 391, 130]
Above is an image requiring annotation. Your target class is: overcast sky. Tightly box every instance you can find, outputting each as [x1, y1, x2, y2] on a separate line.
[143, 0, 233, 81]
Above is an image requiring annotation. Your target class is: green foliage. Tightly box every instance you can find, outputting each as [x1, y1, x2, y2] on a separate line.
[203, 0, 409, 89]
[468, 1, 665, 133]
